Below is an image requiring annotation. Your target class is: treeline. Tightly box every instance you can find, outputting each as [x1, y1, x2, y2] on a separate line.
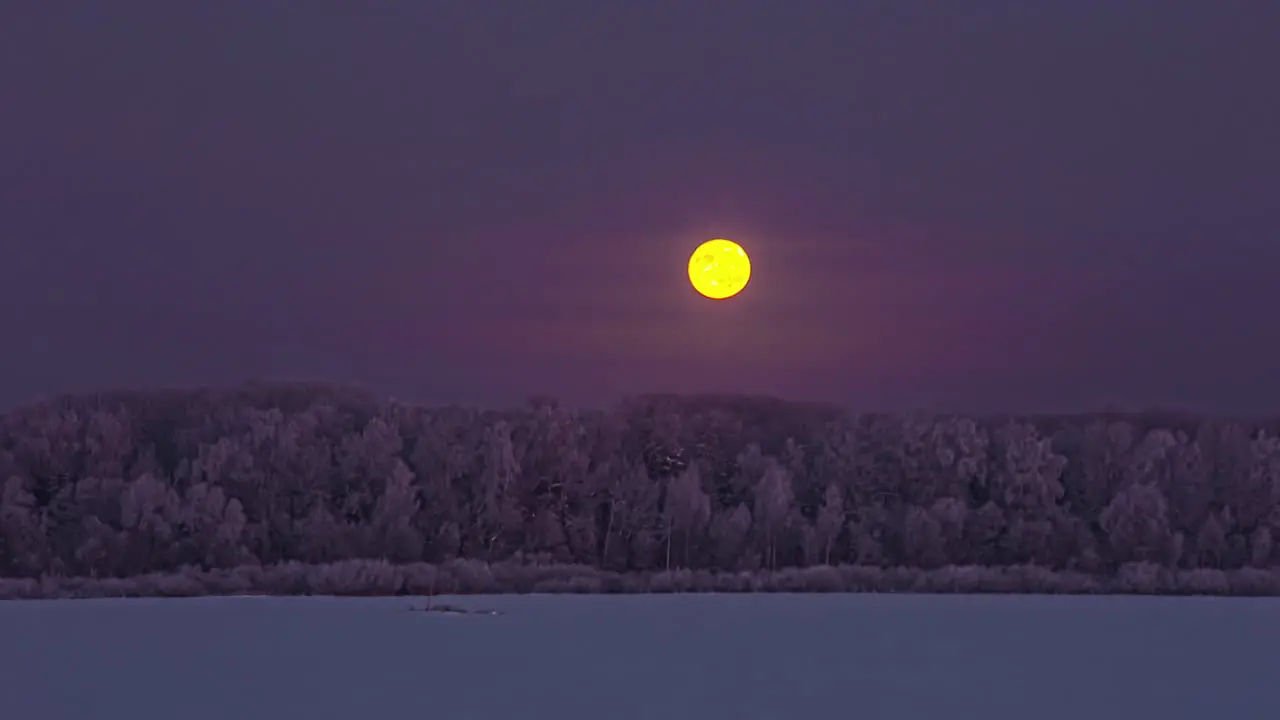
[2, 382, 1280, 596]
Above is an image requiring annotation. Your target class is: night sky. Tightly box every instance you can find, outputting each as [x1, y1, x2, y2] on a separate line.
[3, 1, 1278, 414]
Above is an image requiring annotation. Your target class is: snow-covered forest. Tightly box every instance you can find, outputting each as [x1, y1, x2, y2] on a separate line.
[3, 382, 1280, 597]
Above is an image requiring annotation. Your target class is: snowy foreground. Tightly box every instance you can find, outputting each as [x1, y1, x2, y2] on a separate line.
[2, 593, 1278, 720]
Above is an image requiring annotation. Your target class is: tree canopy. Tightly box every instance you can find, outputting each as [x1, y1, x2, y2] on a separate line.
[2, 383, 1278, 590]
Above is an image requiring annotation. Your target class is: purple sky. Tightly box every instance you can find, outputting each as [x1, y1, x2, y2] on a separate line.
[2, 1, 1278, 413]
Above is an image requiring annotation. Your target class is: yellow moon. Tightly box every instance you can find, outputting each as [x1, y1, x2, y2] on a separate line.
[688, 238, 751, 299]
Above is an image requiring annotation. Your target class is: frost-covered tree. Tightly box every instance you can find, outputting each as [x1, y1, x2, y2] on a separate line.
[471, 421, 522, 559]
[372, 460, 423, 563]
[753, 459, 792, 571]
[1, 383, 1279, 583]
[664, 465, 711, 569]
[814, 484, 844, 565]
[1100, 482, 1172, 565]
[0, 476, 46, 576]
[119, 473, 180, 574]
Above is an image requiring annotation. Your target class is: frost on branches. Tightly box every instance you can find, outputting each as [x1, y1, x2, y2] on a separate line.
[1, 383, 1279, 596]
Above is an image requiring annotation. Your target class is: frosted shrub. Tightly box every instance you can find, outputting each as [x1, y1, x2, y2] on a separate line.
[442, 558, 498, 594]
[400, 562, 440, 596]
[531, 575, 602, 594]
[1227, 568, 1280, 596]
[156, 573, 206, 597]
[0, 577, 40, 599]
[1177, 569, 1229, 595]
[1112, 562, 1169, 594]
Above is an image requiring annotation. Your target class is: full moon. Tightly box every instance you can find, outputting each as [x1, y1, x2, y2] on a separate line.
[688, 238, 751, 300]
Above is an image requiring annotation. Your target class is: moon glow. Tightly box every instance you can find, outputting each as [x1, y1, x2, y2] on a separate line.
[688, 239, 751, 300]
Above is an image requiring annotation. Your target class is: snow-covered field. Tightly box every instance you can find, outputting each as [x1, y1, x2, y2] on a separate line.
[3, 593, 1278, 719]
